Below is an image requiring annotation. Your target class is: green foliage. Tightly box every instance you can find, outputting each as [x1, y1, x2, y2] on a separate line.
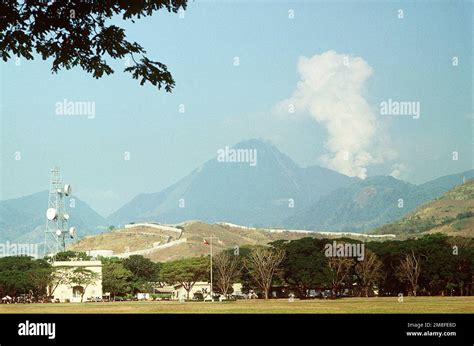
[455, 211, 473, 219]
[160, 256, 209, 284]
[366, 234, 474, 296]
[0, 1, 188, 92]
[100, 256, 162, 296]
[150, 293, 171, 300]
[375, 212, 472, 235]
[452, 218, 472, 231]
[160, 256, 209, 299]
[3, 234, 472, 301]
[272, 234, 473, 297]
[442, 181, 474, 200]
[123, 255, 159, 281]
[102, 258, 133, 297]
[54, 250, 91, 261]
[67, 267, 101, 302]
[272, 238, 332, 297]
[0, 256, 52, 297]
[122, 255, 160, 294]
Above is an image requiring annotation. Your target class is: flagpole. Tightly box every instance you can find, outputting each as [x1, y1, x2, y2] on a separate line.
[210, 235, 213, 302]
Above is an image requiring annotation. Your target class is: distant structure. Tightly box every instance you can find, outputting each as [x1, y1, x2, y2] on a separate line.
[43, 166, 76, 256]
[50, 260, 103, 303]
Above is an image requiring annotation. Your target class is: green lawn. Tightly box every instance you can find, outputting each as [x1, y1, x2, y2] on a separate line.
[0, 297, 473, 314]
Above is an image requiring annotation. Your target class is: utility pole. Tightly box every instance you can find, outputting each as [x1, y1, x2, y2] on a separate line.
[210, 235, 213, 302]
[204, 235, 218, 302]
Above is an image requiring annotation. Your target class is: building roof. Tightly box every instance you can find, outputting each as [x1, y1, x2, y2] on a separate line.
[52, 260, 102, 267]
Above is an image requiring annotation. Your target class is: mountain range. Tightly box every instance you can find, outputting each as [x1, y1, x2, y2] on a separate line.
[1, 139, 472, 243]
[374, 179, 473, 237]
[107, 139, 472, 232]
[0, 191, 107, 244]
[107, 139, 356, 227]
[285, 171, 473, 232]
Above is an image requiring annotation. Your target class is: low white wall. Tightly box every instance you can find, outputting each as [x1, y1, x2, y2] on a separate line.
[115, 238, 187, 258]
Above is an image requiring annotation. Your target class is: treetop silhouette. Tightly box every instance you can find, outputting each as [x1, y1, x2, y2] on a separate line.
[0, 0, 188, 92]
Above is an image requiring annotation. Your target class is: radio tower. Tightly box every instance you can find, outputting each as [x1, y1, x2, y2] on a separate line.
[43, 166, 76, 257]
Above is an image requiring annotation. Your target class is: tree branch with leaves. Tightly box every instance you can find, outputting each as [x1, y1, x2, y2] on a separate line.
[160, 256, 209, 300]
[0, 0, 188, 92]
[66, 267, 101, 302]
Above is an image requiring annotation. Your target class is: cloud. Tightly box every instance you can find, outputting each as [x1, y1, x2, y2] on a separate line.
[276, 50, 395, 178]
[390, 163, 409, 179]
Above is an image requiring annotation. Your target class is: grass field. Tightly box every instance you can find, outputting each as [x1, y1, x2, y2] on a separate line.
[0, 297, 473, 314]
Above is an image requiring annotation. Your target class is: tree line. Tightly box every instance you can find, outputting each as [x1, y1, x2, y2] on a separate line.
[272, 233, 473, 298]
[0, 234, 472, 301]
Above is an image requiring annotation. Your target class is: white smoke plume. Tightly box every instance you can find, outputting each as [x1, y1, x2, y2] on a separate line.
[277, 50, 394, 178]
[390, 163, 409, 180]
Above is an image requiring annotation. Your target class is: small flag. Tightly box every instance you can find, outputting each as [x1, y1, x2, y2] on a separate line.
[203, 239, 209, 245]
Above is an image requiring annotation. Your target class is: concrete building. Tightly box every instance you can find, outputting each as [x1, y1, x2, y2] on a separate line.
[169, 282, 243, 300]
[51, 260, 103, 303]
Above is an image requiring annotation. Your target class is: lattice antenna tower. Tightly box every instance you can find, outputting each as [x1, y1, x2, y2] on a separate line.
[43, 166, 76, 257]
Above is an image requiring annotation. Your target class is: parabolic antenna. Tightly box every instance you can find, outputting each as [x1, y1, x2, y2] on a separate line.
[46, 208, 58, 221]
[63, 213, 70, 220]
[69, 227, 77, 239]
[64, 184, 72, 196]
[55, 229, 62, 236]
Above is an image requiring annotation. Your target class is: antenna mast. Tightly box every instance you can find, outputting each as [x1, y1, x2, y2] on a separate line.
[43, 166, 76, 257]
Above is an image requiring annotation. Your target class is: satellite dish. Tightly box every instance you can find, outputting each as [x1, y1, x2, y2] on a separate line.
[46, 208, 58, 221]
[69, 227, 77, 239]
[55, 229, 62, 236]
[64, 184, 72, 196]
[63, 213, 70, 220]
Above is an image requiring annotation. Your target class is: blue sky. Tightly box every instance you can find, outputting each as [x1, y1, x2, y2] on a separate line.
[1, 1, 472, 216]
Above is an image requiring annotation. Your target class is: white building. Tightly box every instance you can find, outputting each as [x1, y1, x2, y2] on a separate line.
[50, 260, 103, 303]
[166, 282, 243, 300]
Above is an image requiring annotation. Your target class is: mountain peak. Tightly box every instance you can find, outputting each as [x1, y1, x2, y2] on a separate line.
[231, 137, 272, 149]
[107, 139, 354, 226]
[228, 138, 283, 159]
